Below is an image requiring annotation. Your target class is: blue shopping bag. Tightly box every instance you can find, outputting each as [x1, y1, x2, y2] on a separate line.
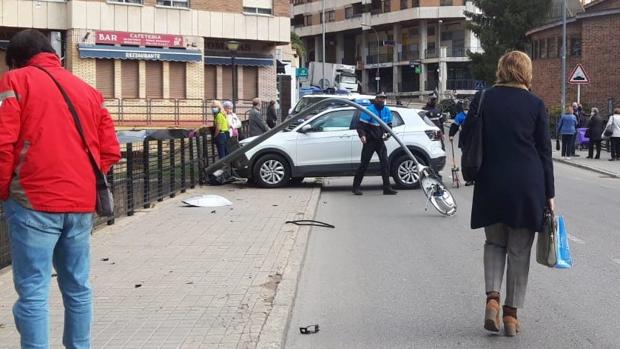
[554, 215, 573, 269]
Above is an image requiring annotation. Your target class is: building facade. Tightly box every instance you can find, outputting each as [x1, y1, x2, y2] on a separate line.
[527, 0, 620, 114]
[291, 0, 481, 100]
[0, 0, 291, 128]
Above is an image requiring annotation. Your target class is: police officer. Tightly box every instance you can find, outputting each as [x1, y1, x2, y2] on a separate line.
[352, 92, 398, 196]
[424, 96, 446, 149]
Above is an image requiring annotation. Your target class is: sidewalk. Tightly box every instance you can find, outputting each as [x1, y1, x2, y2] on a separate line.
[552, 144, 620, 178]
[0, 183, 320, 349]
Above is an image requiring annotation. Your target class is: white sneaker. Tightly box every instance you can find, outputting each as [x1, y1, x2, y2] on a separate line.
[566, 157, 571, 160]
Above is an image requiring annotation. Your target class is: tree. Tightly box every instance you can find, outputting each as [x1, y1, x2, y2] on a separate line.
[291, 32, 306, 64]
[466, 0, 553, 84]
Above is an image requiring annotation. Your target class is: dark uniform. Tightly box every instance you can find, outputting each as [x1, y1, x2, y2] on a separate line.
[352, 93, 397, 195]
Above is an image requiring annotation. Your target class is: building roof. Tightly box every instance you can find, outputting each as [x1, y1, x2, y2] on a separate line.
[527, 1, 620, 36]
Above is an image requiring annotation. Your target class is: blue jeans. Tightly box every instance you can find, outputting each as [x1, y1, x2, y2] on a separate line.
[4, 199, 93, 349]
[215, 132, 230, 159]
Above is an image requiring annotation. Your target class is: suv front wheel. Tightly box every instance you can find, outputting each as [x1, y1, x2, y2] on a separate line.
[253, 154, 291, 188]
[391, 154, 425, 189]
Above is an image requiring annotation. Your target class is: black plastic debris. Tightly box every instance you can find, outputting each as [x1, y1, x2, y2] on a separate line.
[299, 324, 319, 335]
[101, 258, 110, 262]
[286, 220, 335, 229]
[134, 284, 142, 288]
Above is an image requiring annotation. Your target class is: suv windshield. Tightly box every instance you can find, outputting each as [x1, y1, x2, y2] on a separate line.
[340, 75, 356, 84]
[292, 97, 329, 114]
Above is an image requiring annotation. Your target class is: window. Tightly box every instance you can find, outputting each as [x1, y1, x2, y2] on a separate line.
[533, 40, 539, 59]
[540, 39, 547, 58]
[326, 10, 335, 22]
[222, 66, 233, 100]
[108, 0, 143, 4]
[548, 37, 557, 58]
[391, 111, 404, 127]
[556, 37, 562, 57]
[243, 66, 258, 100]
[400, 0, 409, 9]
[570, 36, 582, 57]
[308, 110, 356, 132]
[169, 63, 186, 99]
[145, 62, 163, 99]
[243, 7, 272, 15]
[440, 0, 453, 5]
[157, 0, 188, 8]
[304, 15, 312, 26]
[121, 61, 139, 99]
[345, 4, 363, 18]
[413, 0, 419, 6]
[204, 65, 216, 100]
[428, 26, 436, 36]
[96, 60, 114, 99]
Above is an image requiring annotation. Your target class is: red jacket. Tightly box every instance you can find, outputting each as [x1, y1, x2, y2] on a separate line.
[0, 53, 121, 212]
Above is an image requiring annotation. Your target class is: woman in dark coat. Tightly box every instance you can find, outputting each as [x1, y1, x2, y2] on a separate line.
[464, 51, 555, 337]
[586, 107, 604, 159]
[266, 100, 278, 128]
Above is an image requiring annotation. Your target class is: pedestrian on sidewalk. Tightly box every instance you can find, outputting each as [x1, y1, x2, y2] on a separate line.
[605, 108, 620, 161]
[0, 29, 121, 349]
[352, 91, 397, 196]
[212, 100, 230, 159]
[266, 100, 278, 128]
[586, 107, 604, 159]
[423, 96, 446, 149]
[558, 105, 579, 159]
[248, 98, 270, 137]
[223, 100, 242, 139]
[466, 51, 555, 337]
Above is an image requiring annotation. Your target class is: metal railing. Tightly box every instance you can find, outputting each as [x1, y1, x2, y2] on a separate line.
[398, 49, 420, 61]
[106, 98, 261, 128]
[0, 126, 255, 270]
[366, 52, 393, 65]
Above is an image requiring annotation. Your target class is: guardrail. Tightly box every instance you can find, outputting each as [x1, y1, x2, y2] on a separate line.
[0, 128, 238, 270]
[106, 98, 263, 128]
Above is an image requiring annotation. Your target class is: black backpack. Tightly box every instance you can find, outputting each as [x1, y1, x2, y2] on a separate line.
[461, 89, 486, 182]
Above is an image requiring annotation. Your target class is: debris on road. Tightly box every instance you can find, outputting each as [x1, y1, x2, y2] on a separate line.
[182, 195, 233, 208]
[286, 220, 335, 229]
[299, 324, 319, 335]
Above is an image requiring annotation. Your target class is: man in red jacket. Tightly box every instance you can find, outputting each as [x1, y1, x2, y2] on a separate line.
[0, 29, 121, 348]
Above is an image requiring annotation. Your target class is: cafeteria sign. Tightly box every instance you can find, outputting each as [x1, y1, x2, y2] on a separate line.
[96, 31, 185, 48]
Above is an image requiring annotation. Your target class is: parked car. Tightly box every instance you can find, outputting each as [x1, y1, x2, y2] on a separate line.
[235, 106, 446, 189]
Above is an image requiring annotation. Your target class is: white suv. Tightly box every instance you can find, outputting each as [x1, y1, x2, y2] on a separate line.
[236, 106, 446, 188]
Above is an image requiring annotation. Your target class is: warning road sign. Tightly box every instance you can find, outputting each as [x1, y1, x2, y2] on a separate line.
[569, 64, 590, 84]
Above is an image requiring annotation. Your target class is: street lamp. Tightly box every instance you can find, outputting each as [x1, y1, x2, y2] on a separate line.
[362, 23, 381, 93]
[226, 40, 240, 112]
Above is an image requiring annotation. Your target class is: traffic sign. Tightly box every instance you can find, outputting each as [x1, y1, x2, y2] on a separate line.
[569, 64, 590, 85]
[296, 67, 308, 78]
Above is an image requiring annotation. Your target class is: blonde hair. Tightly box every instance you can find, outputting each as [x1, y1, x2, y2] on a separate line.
[614, 107, 620, 115]
[496, 51, 533, 89]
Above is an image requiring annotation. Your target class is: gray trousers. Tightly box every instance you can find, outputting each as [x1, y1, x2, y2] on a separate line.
[484, 224, 536, 308]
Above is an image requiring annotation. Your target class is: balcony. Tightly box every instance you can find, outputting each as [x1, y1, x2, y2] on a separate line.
[447, 79, 476, 90]
[447, 47, 468, 58]
[424, 48, 439, 59]
[366, 52, 393, 65]
[398, 47, 420, 61]
[398, 80, 420, 92]
[423, 46, 478, 59]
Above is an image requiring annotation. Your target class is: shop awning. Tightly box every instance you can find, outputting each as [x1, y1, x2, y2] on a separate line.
[204, 53, 273, 66]
[78, 44, 202, 62]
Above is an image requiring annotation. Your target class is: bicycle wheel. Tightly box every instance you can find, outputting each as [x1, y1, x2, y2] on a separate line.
[420, 173, 457, 216]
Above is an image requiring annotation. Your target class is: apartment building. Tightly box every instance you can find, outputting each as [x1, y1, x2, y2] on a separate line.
[291, 0, 481, 99]
[0, 0, 290, 127]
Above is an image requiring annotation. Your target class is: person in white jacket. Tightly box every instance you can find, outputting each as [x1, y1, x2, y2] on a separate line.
[223, 101, 242, 139]
[604, 109, 620, 161]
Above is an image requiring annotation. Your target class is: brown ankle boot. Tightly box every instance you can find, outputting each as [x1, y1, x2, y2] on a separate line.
[503, 306, 520, 337]
[484, 292, 501, 332]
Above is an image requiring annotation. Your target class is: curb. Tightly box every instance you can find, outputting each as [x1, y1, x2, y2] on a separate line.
[256, 184, 322, 349]
[552, 157, 620, 178]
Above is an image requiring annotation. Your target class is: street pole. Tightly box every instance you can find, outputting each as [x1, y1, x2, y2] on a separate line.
[232, 55, 237, 113]
[561, 0, 567, 119]
[321, 0, 326, 91]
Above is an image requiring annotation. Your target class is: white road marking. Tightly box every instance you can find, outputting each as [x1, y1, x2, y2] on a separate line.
[567, 234, 585, 244]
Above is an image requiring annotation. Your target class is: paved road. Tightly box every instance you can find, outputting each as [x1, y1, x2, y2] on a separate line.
[286, 163, 620, 348]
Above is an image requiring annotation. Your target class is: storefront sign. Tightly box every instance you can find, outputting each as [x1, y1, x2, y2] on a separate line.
[95, 31, 185, 48]
[78, 44, 202, 62]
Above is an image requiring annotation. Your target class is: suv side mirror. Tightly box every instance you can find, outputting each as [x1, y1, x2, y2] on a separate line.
[299, 124, 313, 133]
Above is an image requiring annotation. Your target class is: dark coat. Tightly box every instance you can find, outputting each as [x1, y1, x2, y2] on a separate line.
[267, 106, 278, 128]
[467, 86, 555, 232]
[586, 115, 604, 141]
[249, 108, 269, 137]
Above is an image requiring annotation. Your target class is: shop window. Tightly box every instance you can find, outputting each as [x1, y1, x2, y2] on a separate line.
[121, 60, 139, 99]
[400, 0, 409, 9]
[96, 60, 115, 99]
[548, 37, 557, 58]
[222, 66, 233, 100]
[440, 0, 453, 5]
[540, 39, 547, 58]
[169, 62, 186, 99]
[145, 61, 163, 99]
[204, 65, 216, 100]
[243, 66, 258, 100]
[413, 0, 419, 6]
[157, 0, 188, 8]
